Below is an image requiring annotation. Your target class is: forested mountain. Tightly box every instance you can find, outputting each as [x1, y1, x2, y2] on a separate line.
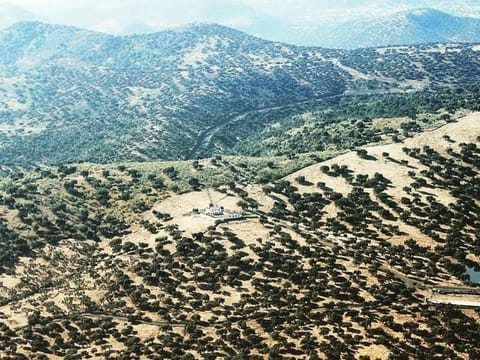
[1, 21, 480, 165]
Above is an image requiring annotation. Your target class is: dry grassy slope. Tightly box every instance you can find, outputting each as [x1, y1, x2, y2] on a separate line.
[285, 112, 480, 246]
[116, 111, 479, 261]
[286, 112, 480, 189]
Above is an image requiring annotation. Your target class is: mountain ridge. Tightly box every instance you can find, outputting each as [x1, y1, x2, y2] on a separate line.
[6, 9, 480, 50]
[316, 8, 480, 48]
[1, 20, 480, 166]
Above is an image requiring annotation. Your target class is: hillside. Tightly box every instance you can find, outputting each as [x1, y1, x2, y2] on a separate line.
[316, 8, 480, 49]
[2, 21, 480, 165]
[0, 113, 479, 358]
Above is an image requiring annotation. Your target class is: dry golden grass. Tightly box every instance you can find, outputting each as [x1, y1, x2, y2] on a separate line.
[282, 112, 480, 248]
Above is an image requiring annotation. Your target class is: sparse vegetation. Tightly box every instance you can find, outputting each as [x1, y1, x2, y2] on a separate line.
[0, 114, 479, 359]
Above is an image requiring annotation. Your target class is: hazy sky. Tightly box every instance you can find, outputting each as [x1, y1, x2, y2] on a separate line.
[1, 0, 480, 34]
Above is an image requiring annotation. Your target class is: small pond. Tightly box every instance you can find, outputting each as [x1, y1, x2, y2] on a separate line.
[464, 266, 480, 284]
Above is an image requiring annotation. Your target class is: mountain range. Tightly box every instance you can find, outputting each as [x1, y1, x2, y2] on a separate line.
[3, 3, 480, 48]
[313, 8, 480, 48]
[1, 21, 480, 165]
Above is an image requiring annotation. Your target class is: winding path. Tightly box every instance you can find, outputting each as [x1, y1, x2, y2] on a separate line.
[184, 89, 401, 160]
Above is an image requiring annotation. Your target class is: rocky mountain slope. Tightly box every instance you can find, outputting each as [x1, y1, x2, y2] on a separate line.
[1, 21, 480, 165]
[0, 112, 479, 358]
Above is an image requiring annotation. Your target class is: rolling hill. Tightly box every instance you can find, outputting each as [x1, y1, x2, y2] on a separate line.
[0, 112, 479, 358]
[2, 21, 480, 165]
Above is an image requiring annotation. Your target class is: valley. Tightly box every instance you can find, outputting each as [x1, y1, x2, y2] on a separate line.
[184, 90, 377, 160]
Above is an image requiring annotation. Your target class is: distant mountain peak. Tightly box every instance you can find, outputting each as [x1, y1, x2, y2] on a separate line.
[2, 20, 110, 38]
[312, 7, 480, 48]
[408, 8, 444, 17]
[0, 3, 36, 30]
[183, 22, 228, 30]
[179, 22, 250, 37]
[3, 19, 42, 30]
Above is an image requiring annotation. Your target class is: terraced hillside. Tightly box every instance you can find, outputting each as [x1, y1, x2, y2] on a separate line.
[0, 113, 479, 359]
[2, 22, 480, 165]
